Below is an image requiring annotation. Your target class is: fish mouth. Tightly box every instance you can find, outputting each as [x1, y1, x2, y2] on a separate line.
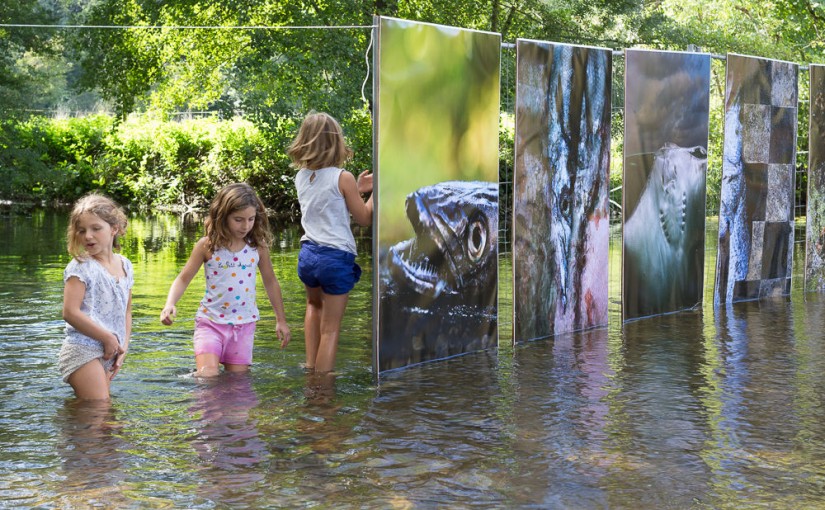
[388, 225, 454, 297]
[388, 197, 452, 296]
[384, 181, 498, 298]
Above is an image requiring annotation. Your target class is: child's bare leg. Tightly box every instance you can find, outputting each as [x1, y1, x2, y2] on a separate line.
[67, 360, 111, 400]
[304, 286, 323, 370]
[304, 369, 336, 403]
[195, 353, 221, 377]
[223, 363, 249, 372]
[314, 292, 349, 373]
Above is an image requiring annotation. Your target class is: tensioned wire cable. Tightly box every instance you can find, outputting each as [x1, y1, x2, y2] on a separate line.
[0, 24, 377, 29]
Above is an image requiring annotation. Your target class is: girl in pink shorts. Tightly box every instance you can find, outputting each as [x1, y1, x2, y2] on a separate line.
[160, 183, 291, 377]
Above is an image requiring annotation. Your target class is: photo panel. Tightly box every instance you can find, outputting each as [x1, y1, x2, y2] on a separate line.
[715, 54, 798, 305]
[805, 64, 825, 293]
[622, 49, 711, 320]
[373, 17, 501, 374]
[512, 39, 612, 343]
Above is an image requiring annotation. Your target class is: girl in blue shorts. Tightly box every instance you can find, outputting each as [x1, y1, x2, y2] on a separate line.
[287, 112, 373, 374]
[160, 183, 291, 377]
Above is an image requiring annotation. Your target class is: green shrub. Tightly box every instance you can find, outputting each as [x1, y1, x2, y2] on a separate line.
[0, 115, 113, 204]
[0, 111, 376, 219]
[0, 112, 369, 218]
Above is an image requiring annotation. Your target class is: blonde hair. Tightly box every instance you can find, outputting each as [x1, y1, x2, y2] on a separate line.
[287, 112, 353, 170]
[66, 193, 128, 260]
[204, 183, 272, 250]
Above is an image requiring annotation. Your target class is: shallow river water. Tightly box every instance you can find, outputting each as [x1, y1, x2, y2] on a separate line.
[2, 209, 825, 509]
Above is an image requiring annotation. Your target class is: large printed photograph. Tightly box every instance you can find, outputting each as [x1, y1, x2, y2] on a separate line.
[622, 49, 711, 320]
[715, 54, 798, 305]
[512, 40, 611, 342]
[374, 17, 501, 373]
[806, 64, 825, 293]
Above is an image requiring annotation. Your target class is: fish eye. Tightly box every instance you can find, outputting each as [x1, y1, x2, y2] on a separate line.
[468, 219, 487, 262]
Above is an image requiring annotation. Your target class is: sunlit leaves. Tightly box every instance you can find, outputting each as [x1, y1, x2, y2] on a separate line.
[652, 0, 825, 62]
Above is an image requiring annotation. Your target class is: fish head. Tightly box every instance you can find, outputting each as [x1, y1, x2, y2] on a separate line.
[389, 181, 498, 297]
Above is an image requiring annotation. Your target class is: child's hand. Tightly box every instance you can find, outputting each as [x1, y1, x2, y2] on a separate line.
[160, 305, 177, 325]
[110, 345, 128, 380]
[102, 333, 122, 361]
[276, 322, 291, 349]
[356, 170, 373, 194]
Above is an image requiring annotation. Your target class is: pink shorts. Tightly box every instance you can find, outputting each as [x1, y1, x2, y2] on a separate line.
[193, 317, 257, 365]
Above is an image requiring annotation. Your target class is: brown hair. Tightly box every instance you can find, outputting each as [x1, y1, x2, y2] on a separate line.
[286, 112, 353, 170]
[204, 183, 272, 250]
[66, 193, 128, 260]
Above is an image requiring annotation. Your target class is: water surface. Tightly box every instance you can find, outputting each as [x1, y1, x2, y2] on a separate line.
[1, 210, 824, 508]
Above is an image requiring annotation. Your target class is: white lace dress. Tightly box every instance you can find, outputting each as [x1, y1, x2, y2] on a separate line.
[57, 255, 134, 381]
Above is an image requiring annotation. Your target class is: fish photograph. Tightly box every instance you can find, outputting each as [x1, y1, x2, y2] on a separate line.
[374, 17, 500, 374]
[378, 181, 498, 371]
[805, 64, 825, 293]
[512, 40, 612, 342]
[622, 49, 711, 320]
[715, 54, 797, 305]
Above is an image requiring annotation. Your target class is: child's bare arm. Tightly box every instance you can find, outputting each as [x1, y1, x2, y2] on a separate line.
[340, 170, 373, 227]
[258, 245, 291, 348]
[160, 237, 209, 325]
[63, 277, 122, 360]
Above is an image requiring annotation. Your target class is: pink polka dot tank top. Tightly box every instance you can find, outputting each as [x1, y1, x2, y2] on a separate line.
[197, 244, 260, 325]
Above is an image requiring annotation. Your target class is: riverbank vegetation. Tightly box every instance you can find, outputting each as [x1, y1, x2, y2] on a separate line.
[0, 112, 369, 219]
[1, 0, 824, 217]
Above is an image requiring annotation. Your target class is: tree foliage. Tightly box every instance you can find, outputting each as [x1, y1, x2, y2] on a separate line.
[64, 0, 660, 120]
[646, 0, 825, 61]
[0, 1, 65, 112]
[3, 0, 825, 212]
[3, 0, 823, 120]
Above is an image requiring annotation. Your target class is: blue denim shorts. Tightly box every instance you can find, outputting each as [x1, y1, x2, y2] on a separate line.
[298, 241, 362, 295]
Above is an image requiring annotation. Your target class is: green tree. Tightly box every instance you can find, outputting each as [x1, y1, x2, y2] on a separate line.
[0, 1, 65, 112]
[645, 0, 825, 62]
[6, 0, 825, 213]
[773, 0, 825, 62]
[68, 0, 656, 120]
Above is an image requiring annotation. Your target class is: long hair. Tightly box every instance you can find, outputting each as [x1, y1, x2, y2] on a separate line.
[204, 183, 272, 250]
[66, 193, 128, 260]
[286, 111, 353, 170]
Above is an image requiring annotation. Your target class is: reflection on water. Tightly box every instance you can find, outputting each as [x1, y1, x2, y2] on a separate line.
[3, 209, 825, 508]
[190, 372, 267, 504]
[53, 399, 130, 507]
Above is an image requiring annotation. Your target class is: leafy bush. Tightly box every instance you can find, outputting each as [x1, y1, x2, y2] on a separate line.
[0, 115, 112, 204]
[0, 113, 343, 218]
[0, 109, 512, 221]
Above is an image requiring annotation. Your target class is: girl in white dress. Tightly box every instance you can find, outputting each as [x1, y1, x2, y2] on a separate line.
[58, 194, 133, 400]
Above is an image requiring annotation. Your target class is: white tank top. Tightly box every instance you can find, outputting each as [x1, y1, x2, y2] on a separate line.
[197, 245, 260, 324]
[296, 166, 357, 255]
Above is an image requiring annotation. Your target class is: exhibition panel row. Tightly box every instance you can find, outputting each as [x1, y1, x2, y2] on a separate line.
[371, 16, 823, 375]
